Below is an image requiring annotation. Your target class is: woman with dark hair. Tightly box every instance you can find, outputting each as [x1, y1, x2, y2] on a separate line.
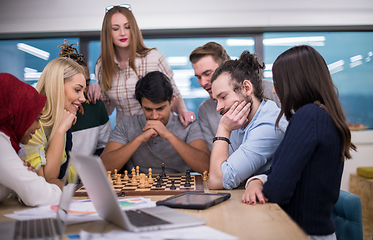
[87, 5, 195, 127]
[0, 73, 62, 206]
[242, 45, 356, 239]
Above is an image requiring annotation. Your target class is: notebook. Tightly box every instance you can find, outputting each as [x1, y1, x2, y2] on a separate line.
[0, 175, 76, 240]
[69, 151, 206, 232]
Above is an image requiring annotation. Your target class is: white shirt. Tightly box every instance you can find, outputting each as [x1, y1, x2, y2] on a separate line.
[0, 132, 61, 207]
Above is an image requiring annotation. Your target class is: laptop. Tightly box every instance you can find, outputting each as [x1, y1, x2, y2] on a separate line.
[69, 151, 206, 232]
[0, 175, 77, 240]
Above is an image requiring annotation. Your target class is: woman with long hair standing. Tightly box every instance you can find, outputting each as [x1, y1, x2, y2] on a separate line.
[88, 5, 195, 127]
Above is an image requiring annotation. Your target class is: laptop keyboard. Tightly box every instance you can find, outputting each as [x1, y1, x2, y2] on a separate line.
[126, 210, 171, 227]
[14, 218, 60, 239]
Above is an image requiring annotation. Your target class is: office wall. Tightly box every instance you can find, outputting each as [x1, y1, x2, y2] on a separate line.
[1, 0, 373, 37]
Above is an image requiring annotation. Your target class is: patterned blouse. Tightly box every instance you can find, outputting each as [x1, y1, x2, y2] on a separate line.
[95, 49, 181, 123]
[18, 124, 76, 183]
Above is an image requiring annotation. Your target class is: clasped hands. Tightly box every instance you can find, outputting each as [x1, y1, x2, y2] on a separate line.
[139, 120, 172, 142]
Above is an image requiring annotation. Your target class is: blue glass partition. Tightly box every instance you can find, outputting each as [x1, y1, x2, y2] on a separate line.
[263, 32, 373, 129]
[0, 38, 79, 86]
[3, 33, 371, 130]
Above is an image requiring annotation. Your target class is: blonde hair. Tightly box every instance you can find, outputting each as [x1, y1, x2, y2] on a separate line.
[98, 6, 153, 91]
[36, 57, 85, 140]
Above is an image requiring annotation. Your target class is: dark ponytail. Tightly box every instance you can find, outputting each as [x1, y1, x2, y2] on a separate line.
[211, 51, 265, 100]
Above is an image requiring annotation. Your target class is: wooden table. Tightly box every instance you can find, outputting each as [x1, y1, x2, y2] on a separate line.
[0, 182, 308, 240]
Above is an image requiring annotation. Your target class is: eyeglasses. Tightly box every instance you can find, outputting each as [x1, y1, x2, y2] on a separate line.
[105, 4, 132, 13]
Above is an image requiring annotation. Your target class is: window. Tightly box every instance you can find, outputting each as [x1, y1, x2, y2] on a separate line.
[2, 32, 371, 130]
[0, 38, 79, 86]
[263, 32, 373, 129]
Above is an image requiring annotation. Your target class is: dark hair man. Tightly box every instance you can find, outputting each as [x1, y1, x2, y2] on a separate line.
[101, 71, 210, 174]
[190, 42, 280, 151]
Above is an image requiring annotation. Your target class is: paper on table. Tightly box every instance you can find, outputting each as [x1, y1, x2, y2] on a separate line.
[79, 225, 238, 240]
[4, 197, 156, 225]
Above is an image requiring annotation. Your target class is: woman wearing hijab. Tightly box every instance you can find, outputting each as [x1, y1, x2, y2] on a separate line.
[0, 73, 62, 207]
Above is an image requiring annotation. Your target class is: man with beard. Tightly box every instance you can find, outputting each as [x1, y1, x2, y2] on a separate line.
[208, 51, 288, 190]
[189, 42, 280, 151]
[100, 71, 210, 175]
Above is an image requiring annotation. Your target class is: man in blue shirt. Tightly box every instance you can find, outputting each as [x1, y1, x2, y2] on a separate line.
[189, 42, 280, 151]
[208, 51, 288, 190]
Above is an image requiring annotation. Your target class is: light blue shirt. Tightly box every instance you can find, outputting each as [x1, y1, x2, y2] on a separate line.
[221, 99, 288, 189]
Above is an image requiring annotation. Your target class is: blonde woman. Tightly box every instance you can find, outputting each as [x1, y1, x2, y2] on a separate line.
[87, 4, 196, 127]
[19, 57, 86, 183]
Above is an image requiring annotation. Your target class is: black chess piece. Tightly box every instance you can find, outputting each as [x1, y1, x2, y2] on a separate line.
[158, 175, 163, 184]
[186, 169, 191, 178]
[170, 179, 176, 190]
[156, 176, 162, 188]
[184, 177, 191, 187]
[161, 163, 166, 177]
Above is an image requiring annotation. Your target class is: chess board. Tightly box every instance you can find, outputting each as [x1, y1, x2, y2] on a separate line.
[74, 173, 204, 197]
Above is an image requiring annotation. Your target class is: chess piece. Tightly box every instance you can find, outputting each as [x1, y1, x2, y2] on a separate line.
[114, 169, 118, 178]
[148, 168, 153, 183]
[203, 171, 208, 181]
[116, 175, 121, 185]
[185, 169, 191, 183]
[186, 169, 191, 178]
[136, 166, 140, 179]
[161, 163, 166, 177]
[139, 174, 146, 188]
[156, 176, 162, 188]
[131, 168, 137, 184]
[107, 171, 111, 181]
[170, 179, 176, 190]
[184, 177, 191, 187]
[143, 173, 150, 187]
[123, 170, 129, 181]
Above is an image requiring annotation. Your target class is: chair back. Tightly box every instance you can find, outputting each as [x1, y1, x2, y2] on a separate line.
[331, 190, 363, 240]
